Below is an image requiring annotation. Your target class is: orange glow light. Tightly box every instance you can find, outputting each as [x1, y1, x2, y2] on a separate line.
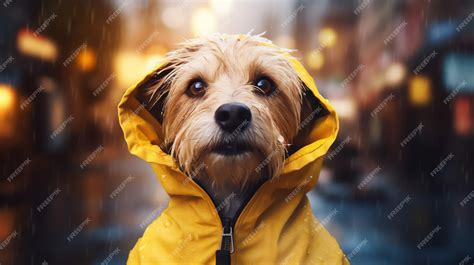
[17, 29, 58, 61]
[77, 48, 97, 72]
[0, 84, 16, 139]
[454, 98, 472, 135]
[0, 84, 15, 111]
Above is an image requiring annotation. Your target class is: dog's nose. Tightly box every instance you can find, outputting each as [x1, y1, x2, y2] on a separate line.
[215, 102, 252, 133]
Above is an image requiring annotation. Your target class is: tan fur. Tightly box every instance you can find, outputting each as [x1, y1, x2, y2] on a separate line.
[146, 34, 303, 190]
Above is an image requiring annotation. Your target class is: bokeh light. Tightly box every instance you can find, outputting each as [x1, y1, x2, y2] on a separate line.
[306, 51, 325, 70]
[385, 62, 406, 86]
[191, 8, 217, 37]
[409, 75, 432, 106]
[0, 84, 15, 111]
[77, 48, 97, 72]
[318, 27, 337, 47]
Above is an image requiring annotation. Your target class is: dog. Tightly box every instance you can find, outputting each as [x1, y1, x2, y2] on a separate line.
[119, 33, 349, 264]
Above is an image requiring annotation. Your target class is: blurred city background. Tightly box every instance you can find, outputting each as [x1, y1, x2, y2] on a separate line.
[1, 0, 474, 264]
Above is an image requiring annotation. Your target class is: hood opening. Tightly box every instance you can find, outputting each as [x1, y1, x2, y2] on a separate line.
[118, 37, 339, 177]
[287, 84, 329, 157]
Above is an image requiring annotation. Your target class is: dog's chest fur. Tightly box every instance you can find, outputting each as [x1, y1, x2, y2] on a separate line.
[197, 177, 258, 219]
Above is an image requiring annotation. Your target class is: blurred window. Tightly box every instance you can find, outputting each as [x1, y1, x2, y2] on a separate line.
[443, 53, 474, 92]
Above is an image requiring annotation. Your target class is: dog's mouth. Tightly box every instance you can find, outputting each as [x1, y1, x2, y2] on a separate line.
[211, 139, 253, 156]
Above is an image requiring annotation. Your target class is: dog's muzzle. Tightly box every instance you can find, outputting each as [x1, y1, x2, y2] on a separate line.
[212, 102, 253, 155]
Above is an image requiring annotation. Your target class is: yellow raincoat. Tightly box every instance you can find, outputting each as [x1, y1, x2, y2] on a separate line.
[118, 35, 349, 265]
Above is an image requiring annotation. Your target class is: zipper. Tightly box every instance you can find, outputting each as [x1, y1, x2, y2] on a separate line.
[192, 177, 266, 265]
[215, 218, 234, 265]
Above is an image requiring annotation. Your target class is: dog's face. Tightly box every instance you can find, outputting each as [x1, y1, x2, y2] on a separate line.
[143, 35, 306, 189]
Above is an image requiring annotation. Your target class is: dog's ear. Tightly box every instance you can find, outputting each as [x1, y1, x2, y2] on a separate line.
[287, 83, 329, 155]
[134, 64, 175, 124]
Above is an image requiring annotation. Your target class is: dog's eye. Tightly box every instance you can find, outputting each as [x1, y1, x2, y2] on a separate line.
[254, 77, 275, 96]
[187, 80, 207, 97]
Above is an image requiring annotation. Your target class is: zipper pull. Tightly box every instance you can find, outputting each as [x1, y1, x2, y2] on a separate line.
[215, 218, 234, 265]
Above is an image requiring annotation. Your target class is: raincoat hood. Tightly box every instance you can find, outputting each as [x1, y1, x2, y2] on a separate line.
[119, 34, 349, 265]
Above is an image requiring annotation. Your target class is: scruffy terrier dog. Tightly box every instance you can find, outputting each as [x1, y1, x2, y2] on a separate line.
[136, 34, 318, 217]
[124, 34, 348, 264]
